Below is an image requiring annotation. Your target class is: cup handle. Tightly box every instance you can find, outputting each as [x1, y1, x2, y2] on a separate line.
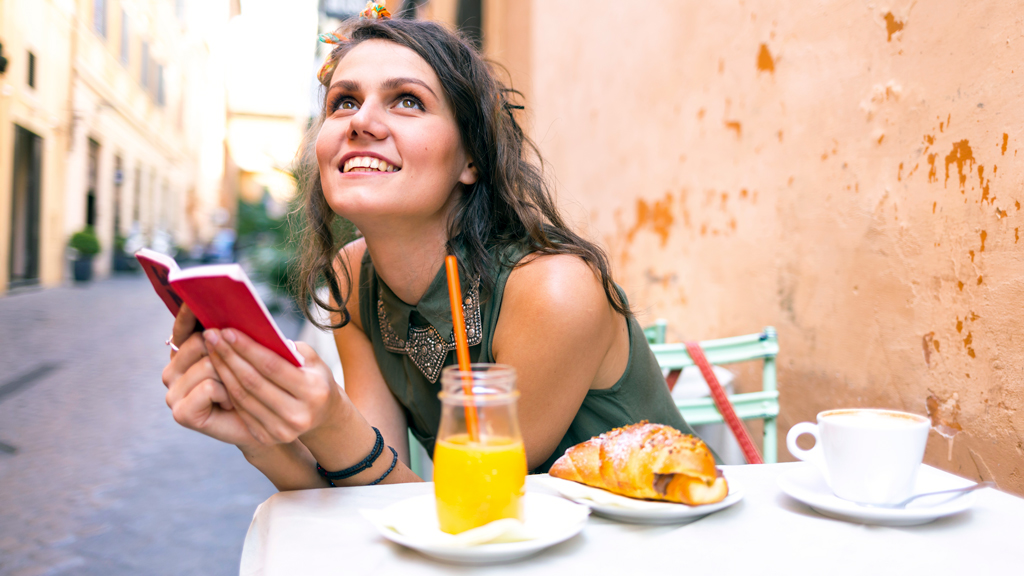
[786, 422, 829, 483]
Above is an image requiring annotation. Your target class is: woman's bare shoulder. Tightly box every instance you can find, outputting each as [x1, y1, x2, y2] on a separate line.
[495, 252, 626, 399]
[504, 252, 612, 326]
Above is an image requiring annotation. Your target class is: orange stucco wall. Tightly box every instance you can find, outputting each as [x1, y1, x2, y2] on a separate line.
[498, 1, 1024, 493]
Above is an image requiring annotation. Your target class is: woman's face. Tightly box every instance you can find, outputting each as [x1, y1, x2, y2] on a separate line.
[315, 40, 476, 228]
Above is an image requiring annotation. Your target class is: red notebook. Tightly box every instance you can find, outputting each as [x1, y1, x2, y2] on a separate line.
[136, 248, 304, 367]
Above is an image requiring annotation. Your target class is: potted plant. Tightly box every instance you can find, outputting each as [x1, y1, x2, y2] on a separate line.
[69, 226, 101, 282]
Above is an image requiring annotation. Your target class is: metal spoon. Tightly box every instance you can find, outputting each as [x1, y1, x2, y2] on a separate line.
[862, 481, 995, 509]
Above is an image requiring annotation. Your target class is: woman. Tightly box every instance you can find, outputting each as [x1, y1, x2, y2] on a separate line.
[162, 15, 693, 490]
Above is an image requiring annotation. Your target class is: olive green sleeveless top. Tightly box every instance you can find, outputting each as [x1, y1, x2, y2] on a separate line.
[358, 247, 695, 473]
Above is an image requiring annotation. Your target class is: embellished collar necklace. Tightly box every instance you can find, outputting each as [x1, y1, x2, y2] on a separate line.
[376, 270, 483, 383]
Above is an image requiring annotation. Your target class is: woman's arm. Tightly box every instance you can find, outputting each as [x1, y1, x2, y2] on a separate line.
[162, 306, 325, 491]
[198, 239, 421, 486]
[302, 238, 419, 483]
[492, 253, 630, 470]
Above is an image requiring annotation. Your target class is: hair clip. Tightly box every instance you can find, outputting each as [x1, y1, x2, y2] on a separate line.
[359, 0, 391, 19]
[318, 59, 338, 85]
[318, 32, 348, 45]
[316, 1, 390, 85]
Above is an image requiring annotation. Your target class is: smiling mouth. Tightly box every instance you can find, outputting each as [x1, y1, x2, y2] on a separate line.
[343, 156, 400, 173]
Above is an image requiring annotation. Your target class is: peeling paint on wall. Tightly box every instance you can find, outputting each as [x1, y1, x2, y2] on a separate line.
[627, 193, 675, 247]
[883, 12, 905, 42]
[944, 140, 976, 189]
[757, 43, 775, 73]
[927, 393, 963, 460]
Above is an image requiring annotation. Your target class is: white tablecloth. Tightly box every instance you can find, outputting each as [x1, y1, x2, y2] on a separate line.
[239, 463, 1022, 575]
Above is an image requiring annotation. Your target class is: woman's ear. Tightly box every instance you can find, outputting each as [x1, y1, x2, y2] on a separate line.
[459, 159, 479, 186]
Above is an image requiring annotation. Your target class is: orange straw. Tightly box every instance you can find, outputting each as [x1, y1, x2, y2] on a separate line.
[445, 256, 480, 442]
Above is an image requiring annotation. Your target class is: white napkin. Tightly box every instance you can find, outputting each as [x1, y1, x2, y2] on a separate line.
[361, 494, 576, 548]
[537, 475, 699, 510]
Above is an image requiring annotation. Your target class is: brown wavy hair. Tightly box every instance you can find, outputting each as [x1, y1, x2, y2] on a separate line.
[294, 17, 629, 330]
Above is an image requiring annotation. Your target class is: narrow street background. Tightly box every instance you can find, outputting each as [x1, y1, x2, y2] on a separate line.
[0, 276, 283, 576]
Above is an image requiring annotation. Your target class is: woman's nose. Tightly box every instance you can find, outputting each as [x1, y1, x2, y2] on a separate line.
[348, 101, 389, 141]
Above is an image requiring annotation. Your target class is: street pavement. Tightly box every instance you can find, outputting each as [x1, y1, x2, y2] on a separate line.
[0, 275, 293, 576]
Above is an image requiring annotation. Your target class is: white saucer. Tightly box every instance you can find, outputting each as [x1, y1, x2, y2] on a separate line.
[777, 464, 978, 526]
[361, 492, 588, 565]
[538, 474, 743, 525]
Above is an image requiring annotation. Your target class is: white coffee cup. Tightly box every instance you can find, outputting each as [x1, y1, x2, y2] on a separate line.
[786, 408, 930, 505]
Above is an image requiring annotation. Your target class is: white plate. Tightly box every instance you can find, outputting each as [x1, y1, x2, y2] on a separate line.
[538, 473, 743, 525]
[362, 493, 588, 565]
[777, 463, 979, 526]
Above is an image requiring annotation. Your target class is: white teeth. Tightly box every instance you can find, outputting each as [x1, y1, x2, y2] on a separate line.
[343, 156, 401, 173]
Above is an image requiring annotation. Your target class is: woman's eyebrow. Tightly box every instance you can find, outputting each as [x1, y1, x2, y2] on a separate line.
[328, 79, 361, 93]
[380, 77, 437, 99]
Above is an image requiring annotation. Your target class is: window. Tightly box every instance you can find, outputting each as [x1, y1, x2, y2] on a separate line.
[94, 0, 107, 37]
[133, 164, 142, 222]
[120, 10, 129, 65]
[397, 0, 424, 19]
[140, 41, 149, 89]
[87, 139, 100, 227]
[456, 0, 482, 50]
[113, 155, 124, 236]
[156, 64, 165, 105]
[27, 51, 36, 88]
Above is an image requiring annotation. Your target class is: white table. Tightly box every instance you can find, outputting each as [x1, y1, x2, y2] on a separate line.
[240, 463, 1022, 575]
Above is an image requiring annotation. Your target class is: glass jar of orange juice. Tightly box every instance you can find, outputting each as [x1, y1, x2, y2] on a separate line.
[434, 364, 527, 534]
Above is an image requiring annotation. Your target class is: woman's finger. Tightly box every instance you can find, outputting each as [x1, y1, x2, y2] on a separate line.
[206, 340, 305, 444]
[172, 303, 199, 348]
[206, 329, 312, 400]
[171, 379, 256, 447]
[205, 330, 305, 411]
[161, 332, 208, 390]
[230, 397, 278, 446]
[166, 355, 219, 409]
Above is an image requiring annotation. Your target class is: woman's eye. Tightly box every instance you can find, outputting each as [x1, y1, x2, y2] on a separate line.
[331, 96, 358, 112]
[397, 96, 423, 110]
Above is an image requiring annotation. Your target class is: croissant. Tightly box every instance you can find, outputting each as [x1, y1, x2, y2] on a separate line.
[549, 421, 729, 505]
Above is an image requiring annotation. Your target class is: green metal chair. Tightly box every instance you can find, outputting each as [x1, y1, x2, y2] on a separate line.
[644, 324, 780, 463]
[409, 431, 430, 479]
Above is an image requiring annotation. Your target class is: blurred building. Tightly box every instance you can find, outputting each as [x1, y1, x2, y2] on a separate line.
[0, 0, 238, 294]
[223, 0, 318, 212]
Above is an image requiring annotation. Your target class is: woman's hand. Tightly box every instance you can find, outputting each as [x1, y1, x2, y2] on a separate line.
[201, 327, 419, 486]
[201, 328, 345, 447]
[161, 305, 261, 449]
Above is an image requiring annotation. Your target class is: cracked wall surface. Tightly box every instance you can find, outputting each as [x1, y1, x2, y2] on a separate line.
[507, 0, 1024, 493]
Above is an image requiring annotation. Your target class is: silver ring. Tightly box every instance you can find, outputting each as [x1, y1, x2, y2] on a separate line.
[165, 335, 180, 352]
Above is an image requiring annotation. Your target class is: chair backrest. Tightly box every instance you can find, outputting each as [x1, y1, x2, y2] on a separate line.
[648, 326, 780, 463]
[644, 319, 668, 345]
[650, 327, 778, 380]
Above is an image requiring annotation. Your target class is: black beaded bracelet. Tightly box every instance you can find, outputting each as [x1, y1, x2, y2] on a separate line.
[368, 446, 399, 486]
[316, 426, 384, 484]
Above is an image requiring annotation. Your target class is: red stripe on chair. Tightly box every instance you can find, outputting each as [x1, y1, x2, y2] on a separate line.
[665, 369, 681, 392]
[683, 341, 764, 465]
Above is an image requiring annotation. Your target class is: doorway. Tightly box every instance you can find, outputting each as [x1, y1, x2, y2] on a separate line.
[9, 125, 43, 287]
